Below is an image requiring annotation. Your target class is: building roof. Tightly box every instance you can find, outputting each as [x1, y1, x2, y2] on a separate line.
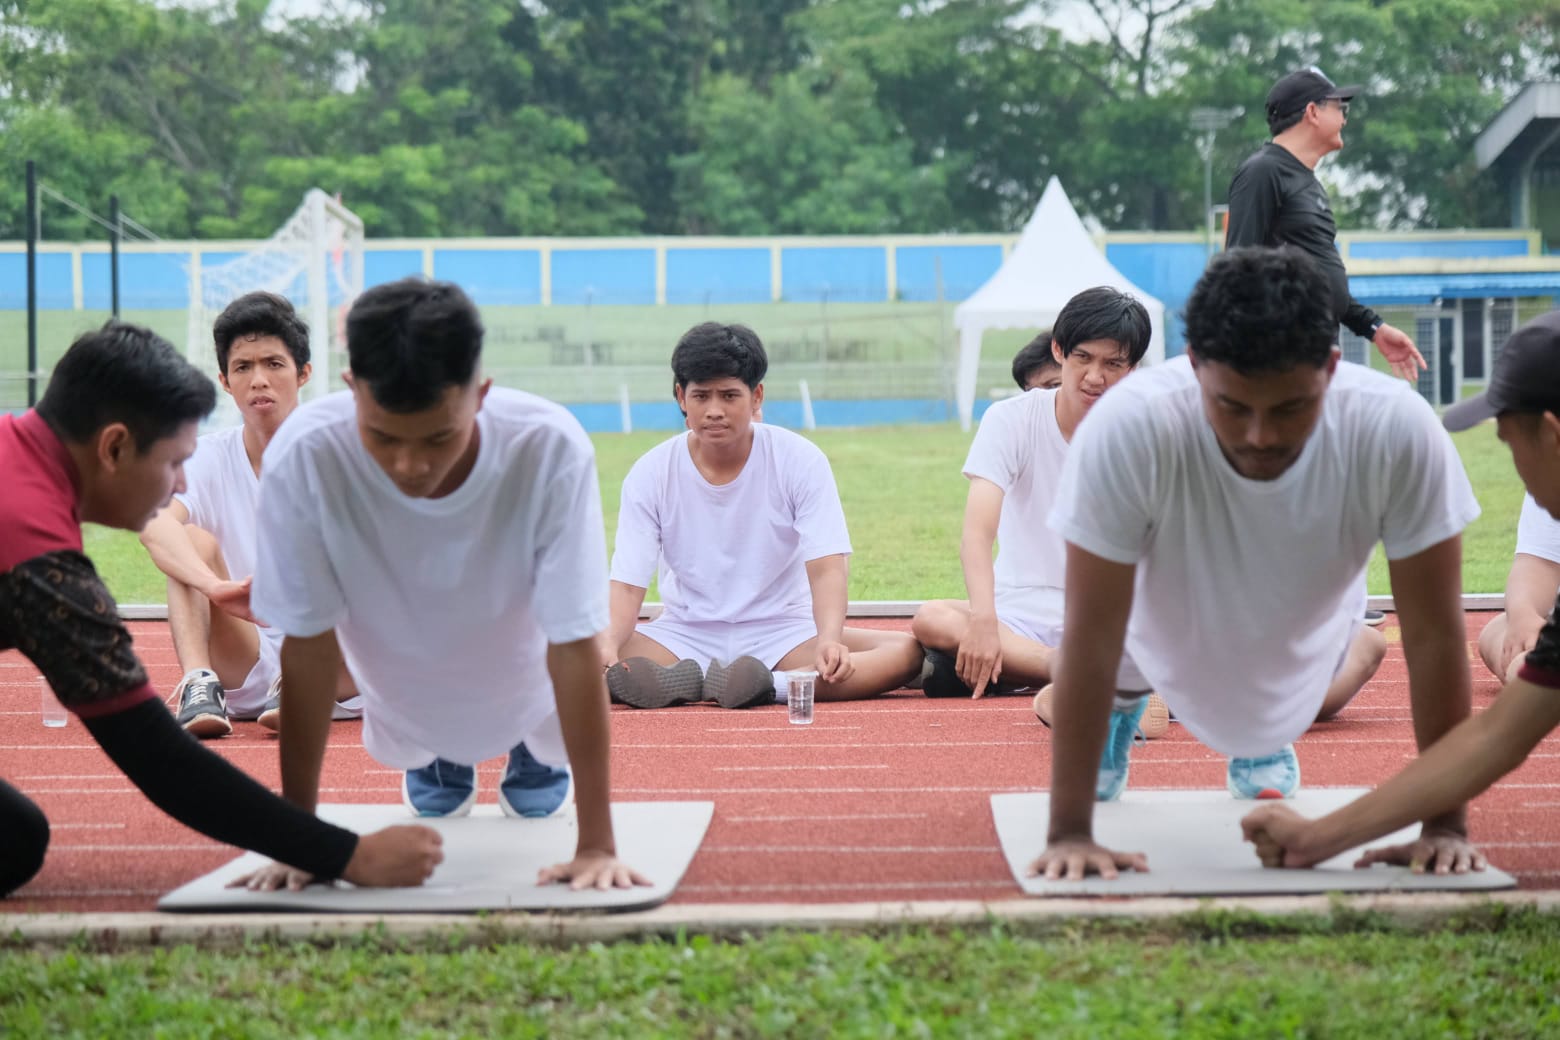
[1475, 81, 1560, 171]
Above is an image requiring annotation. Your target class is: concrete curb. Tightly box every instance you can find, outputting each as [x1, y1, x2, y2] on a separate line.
[6, 890, 1556, 950]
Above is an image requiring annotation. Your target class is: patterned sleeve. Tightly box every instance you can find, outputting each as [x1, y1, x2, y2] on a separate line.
[1518, 591, 1560, 690]
[0, 550, 155, 716]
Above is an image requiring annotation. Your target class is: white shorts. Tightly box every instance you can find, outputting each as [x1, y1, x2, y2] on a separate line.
[401, 710, 567, 771]
[995, 586, 1150, 691]
[636, 615, 817, 671]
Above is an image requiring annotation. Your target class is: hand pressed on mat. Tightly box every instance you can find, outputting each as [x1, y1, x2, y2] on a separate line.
[538, 847, 652, 891]
[1027, 836, 1149, 881]
[229, 824, 444, 891]
[1241, 805, 1488, 875]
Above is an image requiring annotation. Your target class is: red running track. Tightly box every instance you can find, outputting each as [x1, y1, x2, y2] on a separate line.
[2, 614, 1557, 913]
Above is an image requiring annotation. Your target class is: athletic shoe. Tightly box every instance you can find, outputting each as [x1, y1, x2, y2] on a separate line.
[1363, 609, 1387, 626]
[173, 669, 232, 739]
[1033, 687, 1171, 741]
[402, 758, 478, 818]
[1096, 698, 1148, 802]
[923, 647, 1027, 699]
[256, 676, 282, 732]
[1226, 744, 1301, 800]
[607, 657, 704, 709]
[705, 655, 776, 709]
[256, 678, 363, 731]
[497, 743, 573, 818]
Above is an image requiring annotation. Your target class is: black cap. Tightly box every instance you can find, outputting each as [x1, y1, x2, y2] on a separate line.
[1443, 311, 1560, 431]
[1266, 68, 1362, 121]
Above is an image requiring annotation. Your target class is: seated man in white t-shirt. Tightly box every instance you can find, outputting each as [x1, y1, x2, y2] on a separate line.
[605, 322, 922, 709]
[243, 278, 644, 892]
[1030, 247, 1482, 882]
[911, 290, 1159, 710]
[139, 292, 361, 738]
[1477, 494, 1560, 683]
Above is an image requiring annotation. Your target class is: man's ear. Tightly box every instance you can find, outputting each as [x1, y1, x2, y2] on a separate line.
[752, 382, 764, 410]
[297, 362, 313, 389]
[674, 382, 687, 419]
[1540, 411, 1560, 456]
[1051, 339, 1064, 365]
[95, 422, 134, 472]
[342, 370, 356, 390]
[1185, 346, 1199, 370]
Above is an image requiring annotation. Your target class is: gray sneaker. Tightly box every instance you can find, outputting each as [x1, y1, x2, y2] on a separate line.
[174, 669, 231, 739]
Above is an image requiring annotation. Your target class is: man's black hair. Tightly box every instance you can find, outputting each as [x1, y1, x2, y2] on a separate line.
[346, 278, 483, 413]
[1267, 108, 1305, 137]
[1184, 246, 1336, 373]
[1011, 330, 1060, 389]
[671, 322, 768, 392]
[37, 321, 216, 448]
[1052, 287, 1152, 365]
[213, 291, 311, 375]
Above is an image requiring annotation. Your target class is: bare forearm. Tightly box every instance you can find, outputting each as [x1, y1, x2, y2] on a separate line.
[959, 534, 999, 619]
[806, 556, 849, 644]
[140, 517, 221, 594]
[278, 633, 343, 814]
[549, 639, 617, 856]
[1309, 684, 1558, 861]
[1046, 658, 1114, 841]
[607, 582, 647, 657]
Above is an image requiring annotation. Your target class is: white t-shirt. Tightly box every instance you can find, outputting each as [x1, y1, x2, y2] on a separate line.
[252, 388, 610, 768]
[962, 387, 1069, 595]
[1516, 494, 1560, 564]
[610, 423, 852, 625]
[1049, 356, 1479, 756]
[174, 426, 283, 660]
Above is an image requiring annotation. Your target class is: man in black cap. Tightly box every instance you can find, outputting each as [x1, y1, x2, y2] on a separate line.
[1241, 309, 1560, 874]
[1226, 67, 1426, 383]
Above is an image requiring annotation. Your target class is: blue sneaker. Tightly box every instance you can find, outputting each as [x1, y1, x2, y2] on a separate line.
[1227, 745, 1301, 800]
[1096, 698, 1148, 802]
[402, 758, 477, 818]
[498, 743, 572, 819]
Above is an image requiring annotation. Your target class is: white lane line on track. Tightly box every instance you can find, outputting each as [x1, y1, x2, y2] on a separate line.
[703, 845, 999, 854]
[49, 823, 126, 830]
[14, 774, 123, 780]
[713, 764, 890, 772]
[51, 844, 224, 852]
[699, 725, 865, 733]
[726, 813, 929, 823]
[622, 741, 1041, 749]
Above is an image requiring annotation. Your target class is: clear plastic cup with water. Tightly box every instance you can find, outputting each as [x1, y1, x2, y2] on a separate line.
[41, 678, 68, 728]
[787, 671, 817, 725]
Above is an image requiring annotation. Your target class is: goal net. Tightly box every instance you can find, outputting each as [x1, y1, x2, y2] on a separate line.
[186, 189, 365, 427]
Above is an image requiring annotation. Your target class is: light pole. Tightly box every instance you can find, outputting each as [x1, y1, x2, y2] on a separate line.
[1190, 106, 1243, 257]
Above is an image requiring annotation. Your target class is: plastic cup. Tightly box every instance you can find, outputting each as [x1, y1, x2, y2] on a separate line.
[41, 678, 68, 728]
[787, 671, 817, 725]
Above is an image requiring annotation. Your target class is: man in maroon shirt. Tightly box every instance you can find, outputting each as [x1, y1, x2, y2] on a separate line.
[1, 321, 441, 897]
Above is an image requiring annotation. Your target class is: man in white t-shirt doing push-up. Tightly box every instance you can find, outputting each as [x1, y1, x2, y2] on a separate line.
[243, 278, 645, 892]
[1030, 246, 1482, 882]
[605, 322, 922, 709]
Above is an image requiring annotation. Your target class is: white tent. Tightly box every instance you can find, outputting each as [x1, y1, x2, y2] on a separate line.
[953, 177, 1166, 430]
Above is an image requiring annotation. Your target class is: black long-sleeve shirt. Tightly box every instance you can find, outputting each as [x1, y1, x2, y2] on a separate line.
[1226, 142, 1382, 339]
[1, 410, 358, 883]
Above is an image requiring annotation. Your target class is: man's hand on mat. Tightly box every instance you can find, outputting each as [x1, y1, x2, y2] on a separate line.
[1240, 804, 1327, 868]
[1028, 838, 1148, 880]
[815, 641, 855, 684]
[957, 616, 1002, 698]
[1353, 827, 1487, 876]
[537, 849, 652, 890]
[230, 861, 317, 892]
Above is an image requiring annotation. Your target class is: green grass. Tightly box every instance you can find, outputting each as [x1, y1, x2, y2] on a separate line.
[3, 911, 1560, 1036]
[86, 420, 1521, 604]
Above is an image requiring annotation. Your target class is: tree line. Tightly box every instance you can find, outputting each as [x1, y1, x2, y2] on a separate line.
[2, 0, 1556, 242]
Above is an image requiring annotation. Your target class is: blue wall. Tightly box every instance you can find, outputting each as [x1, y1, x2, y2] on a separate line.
[895, 245, 1003, 301]
[665, 247, 771, 304]
[552, 248, 656, 306]
[781, 246, 887, 303]
[433, 249, 541, 306]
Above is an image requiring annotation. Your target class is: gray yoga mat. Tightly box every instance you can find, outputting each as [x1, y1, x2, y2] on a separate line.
[159, 801, 714, 913]
[991, 789, 1515, 897]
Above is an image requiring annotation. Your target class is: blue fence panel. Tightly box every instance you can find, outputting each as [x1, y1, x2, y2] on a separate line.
[1349, 239, 1531, 260]
[433, 249, 541, 306]
[365, 249, 425, 288]
[552, 249, 656, 306]
[781, 247, 887, 303]
[895, 245, 1002, 301]
[1105, 242, 1210, 356]
[665, 248, 772, 305]
[0, 253, 73, 309]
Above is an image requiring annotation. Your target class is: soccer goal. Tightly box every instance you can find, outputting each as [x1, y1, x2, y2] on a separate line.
[186, 189, 364, 426]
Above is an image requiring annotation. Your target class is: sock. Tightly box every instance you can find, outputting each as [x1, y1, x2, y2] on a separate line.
[772, 671, 790, 703]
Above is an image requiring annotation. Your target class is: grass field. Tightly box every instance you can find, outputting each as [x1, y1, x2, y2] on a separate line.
[84, 419, 1523, 604]
[3, 910, 1559, 1036]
